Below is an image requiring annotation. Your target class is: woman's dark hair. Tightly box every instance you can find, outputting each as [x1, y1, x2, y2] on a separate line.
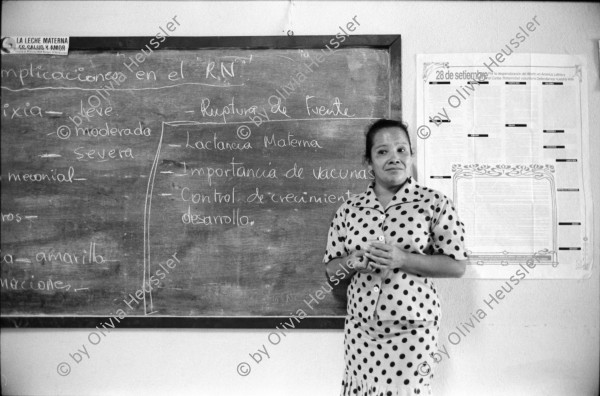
[363, 119, 412, 163]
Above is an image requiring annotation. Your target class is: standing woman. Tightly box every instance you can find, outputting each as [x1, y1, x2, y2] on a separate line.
[324, 119, 468, 396]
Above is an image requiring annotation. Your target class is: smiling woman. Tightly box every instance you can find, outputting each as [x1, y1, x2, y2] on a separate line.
[365, 121, 413, 207]
[323, 119, 468, 396]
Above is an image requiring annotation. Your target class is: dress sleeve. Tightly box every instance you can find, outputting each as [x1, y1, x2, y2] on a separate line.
[430, 195, 469, 260]
[323, 203, 349, 263]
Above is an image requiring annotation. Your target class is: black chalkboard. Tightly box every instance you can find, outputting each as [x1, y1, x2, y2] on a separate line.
[0, 35, 401, 328]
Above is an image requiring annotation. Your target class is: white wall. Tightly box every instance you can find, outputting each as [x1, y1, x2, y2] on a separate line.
[1, 2, 599, 395]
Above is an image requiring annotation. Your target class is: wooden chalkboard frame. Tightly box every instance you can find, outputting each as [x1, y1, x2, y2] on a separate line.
[1, 34, 401, 329]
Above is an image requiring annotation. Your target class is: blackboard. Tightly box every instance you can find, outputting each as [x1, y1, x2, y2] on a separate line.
[0, 35, 401, 328]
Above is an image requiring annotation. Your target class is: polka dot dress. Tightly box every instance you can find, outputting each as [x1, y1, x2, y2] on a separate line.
[323, 177, 468, 396]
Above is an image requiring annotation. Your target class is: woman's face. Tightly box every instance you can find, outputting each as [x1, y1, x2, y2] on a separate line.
[368, 127, 413, 189]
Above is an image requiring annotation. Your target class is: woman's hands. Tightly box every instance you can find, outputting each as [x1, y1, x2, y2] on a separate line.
[364, 242, 406, 276]
[337, 242, 465, 279]
[345, 250, 369, 273]
[343, 243, 407, 277]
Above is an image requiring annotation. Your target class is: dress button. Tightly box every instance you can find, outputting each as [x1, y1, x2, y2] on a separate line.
[374, 285, 380, 293]
[378, 236, 385, 242]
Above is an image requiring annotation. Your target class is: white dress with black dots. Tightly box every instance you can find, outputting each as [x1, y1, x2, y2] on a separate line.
[323, 176, 468, 396]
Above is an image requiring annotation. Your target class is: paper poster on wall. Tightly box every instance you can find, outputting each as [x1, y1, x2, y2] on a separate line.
[416, 53, 592, 279]
[1, 36, 69, 55]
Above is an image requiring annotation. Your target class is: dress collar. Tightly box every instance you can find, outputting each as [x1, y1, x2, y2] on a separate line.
[350, 176, 422, 211]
